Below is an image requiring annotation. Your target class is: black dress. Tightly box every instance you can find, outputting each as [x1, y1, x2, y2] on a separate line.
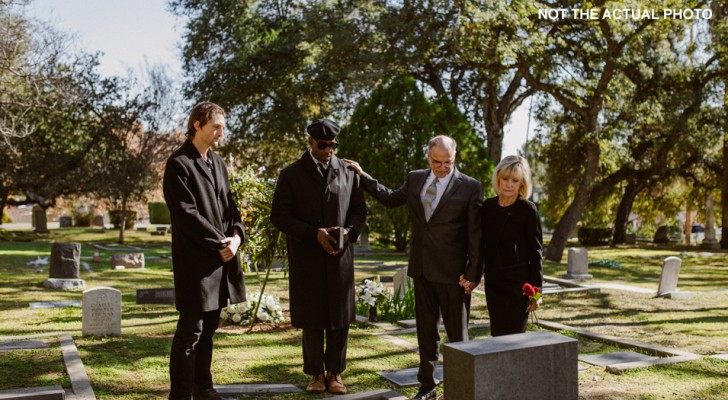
[481, 197, 543, 336]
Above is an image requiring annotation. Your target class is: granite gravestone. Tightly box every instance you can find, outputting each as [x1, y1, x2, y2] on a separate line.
[656, 257, 692, 298]
[110, 253, 145, 269]
[443, 331, 578, 400]
[32, 204, 49, 233]
[82, 287, 122, 337]
[44, 242, 85, 289]
[561, 247, 592, 280]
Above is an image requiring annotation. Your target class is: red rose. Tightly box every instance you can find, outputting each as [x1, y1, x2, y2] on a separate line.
[522, 283, 536, 298]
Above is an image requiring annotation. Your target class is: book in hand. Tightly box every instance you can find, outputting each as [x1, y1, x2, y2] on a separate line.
[331, 227, 345, 250]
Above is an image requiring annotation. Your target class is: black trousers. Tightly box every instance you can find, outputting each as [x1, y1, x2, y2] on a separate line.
[169, 309, 220, 399]
[302, 327, 349, 375]
[413, 276, 470, 388]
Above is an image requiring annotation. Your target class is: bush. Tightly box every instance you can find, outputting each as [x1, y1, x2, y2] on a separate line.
[577, 226, 612, 246]
[148, 202, 171, 224]
[1, 211, 11, 223]
[109, 210, 137, 229]
[71, 202, 95, 227]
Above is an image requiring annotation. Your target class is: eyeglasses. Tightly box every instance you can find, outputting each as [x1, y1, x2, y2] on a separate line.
[313, 139, 339, 150]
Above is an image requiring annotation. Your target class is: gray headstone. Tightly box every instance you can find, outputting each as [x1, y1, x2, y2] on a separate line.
[625, 233, 636, 244]
[579, 351, 658, 366]
[110, 253, 145, 269]
[701, 196, 720, 249]
[92, 215, 105, 227]
[59, 216, 73, 227]
[49, 242, 81, 279]
[443, 331, 578, 400]
[33, 205, 49, 233]
[392, 267, 410, 299]
[136, 288, 175, 305]
[657, 256, 682, 297]
[562, 247, 592, 280]
[213, 384, 302, 395]
[82, 287, 122, 337]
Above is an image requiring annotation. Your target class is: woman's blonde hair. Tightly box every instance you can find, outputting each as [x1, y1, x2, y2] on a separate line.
[492, 155, 532, 199]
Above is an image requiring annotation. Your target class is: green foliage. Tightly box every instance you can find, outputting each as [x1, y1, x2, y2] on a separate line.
[341, 75, 490, 249]
[108, 210, 136, 230]
[70, 202, 95, 227]
[577, 227, 613, 246]
[1, 211, 10, 224]
[229, 166, 286, 273]
[147, 202, 171, 225]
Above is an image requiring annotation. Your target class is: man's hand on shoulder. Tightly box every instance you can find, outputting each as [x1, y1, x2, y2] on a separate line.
[341, 159, 363, 176]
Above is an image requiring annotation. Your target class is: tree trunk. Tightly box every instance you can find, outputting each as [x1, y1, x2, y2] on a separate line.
[722, 128, 728, 249]
[118, 195, 127, 244]
[611, 181, 644, 245]
[544, 138, 600, 262]
[485, 115, 504, 164]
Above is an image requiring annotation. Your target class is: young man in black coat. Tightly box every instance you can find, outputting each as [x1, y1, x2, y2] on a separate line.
[270, 119, 367, 395]
[163, 102, 246, 400]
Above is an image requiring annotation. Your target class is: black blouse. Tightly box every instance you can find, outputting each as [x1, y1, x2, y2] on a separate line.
[481, 197, 543, 287]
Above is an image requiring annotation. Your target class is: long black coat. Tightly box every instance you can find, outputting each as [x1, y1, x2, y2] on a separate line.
[163, 140, 246, 312]
[270, 152, 367, 330]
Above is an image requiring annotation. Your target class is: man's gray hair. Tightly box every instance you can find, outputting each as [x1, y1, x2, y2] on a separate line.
[427, 135, 457, 154]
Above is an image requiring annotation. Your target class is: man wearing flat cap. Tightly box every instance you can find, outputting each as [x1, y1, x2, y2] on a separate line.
[271, 118, 367, 395]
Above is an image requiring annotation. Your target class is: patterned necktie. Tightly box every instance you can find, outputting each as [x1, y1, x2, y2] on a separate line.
[422, 178, 439, 221]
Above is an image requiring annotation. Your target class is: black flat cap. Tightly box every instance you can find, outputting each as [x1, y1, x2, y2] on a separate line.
[307, 118, 340, 140]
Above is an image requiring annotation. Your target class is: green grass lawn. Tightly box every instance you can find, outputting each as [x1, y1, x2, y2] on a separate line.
[1, 229, 727, 399]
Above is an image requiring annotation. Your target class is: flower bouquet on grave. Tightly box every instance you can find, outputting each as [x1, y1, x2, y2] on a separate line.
[357, 279, 388, 322]
[522, 282, 542, 325]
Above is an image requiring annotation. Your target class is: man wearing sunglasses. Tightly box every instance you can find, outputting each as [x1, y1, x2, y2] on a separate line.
[271, 118, 367, 395]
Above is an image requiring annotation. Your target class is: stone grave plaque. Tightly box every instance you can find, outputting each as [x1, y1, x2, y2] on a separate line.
[0, 340, 48, 352]
[29, 300, 81, 309]
[82, 287, 122, 337]
[136, 288, 175, 305]
[377, 365, 443, 388]
[579, 351, 658, 366]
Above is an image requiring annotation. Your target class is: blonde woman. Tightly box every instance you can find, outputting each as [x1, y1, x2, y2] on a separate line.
[482, 155, 543, 336]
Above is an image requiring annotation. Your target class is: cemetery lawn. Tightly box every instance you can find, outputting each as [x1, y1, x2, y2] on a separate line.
[0, 230, 726, 399]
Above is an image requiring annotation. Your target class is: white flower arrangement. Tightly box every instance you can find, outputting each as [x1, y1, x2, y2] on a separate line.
[357, 279, 388, 307]
[220, 292, 285, 325]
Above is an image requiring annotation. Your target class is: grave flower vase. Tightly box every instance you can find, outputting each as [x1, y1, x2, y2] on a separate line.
[368, 305, 378, 322]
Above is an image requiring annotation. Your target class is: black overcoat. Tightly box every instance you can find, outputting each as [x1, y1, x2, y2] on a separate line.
[270, 152, 367, 330]
[163, 140, 246, 312]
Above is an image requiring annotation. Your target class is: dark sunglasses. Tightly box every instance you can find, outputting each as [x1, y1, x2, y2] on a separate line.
[314, 139, 339, 150]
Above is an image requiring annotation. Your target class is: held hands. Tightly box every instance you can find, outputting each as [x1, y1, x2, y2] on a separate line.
[219, 234, 242, 262]
[341, 159, 363, 176]
[317, 227, 350, 256]
[459, 274, 478, 294]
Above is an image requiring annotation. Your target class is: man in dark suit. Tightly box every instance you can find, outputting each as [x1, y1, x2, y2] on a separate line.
[345, 135, 482, 400]
[270, 119, 367, 395]
[163, 102, 246, 400]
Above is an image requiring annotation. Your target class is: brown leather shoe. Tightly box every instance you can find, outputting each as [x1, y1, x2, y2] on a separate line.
[326, 372, 347, 395]
[306, 374, 326, 393]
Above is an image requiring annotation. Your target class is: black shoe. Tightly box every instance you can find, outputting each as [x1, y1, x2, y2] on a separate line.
[412, 386, 437, 400]
[192, 385, 222, 400]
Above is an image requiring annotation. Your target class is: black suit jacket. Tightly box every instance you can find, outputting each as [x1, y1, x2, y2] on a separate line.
[360, 169, 483, 284]
[163, 140, 246, 312]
